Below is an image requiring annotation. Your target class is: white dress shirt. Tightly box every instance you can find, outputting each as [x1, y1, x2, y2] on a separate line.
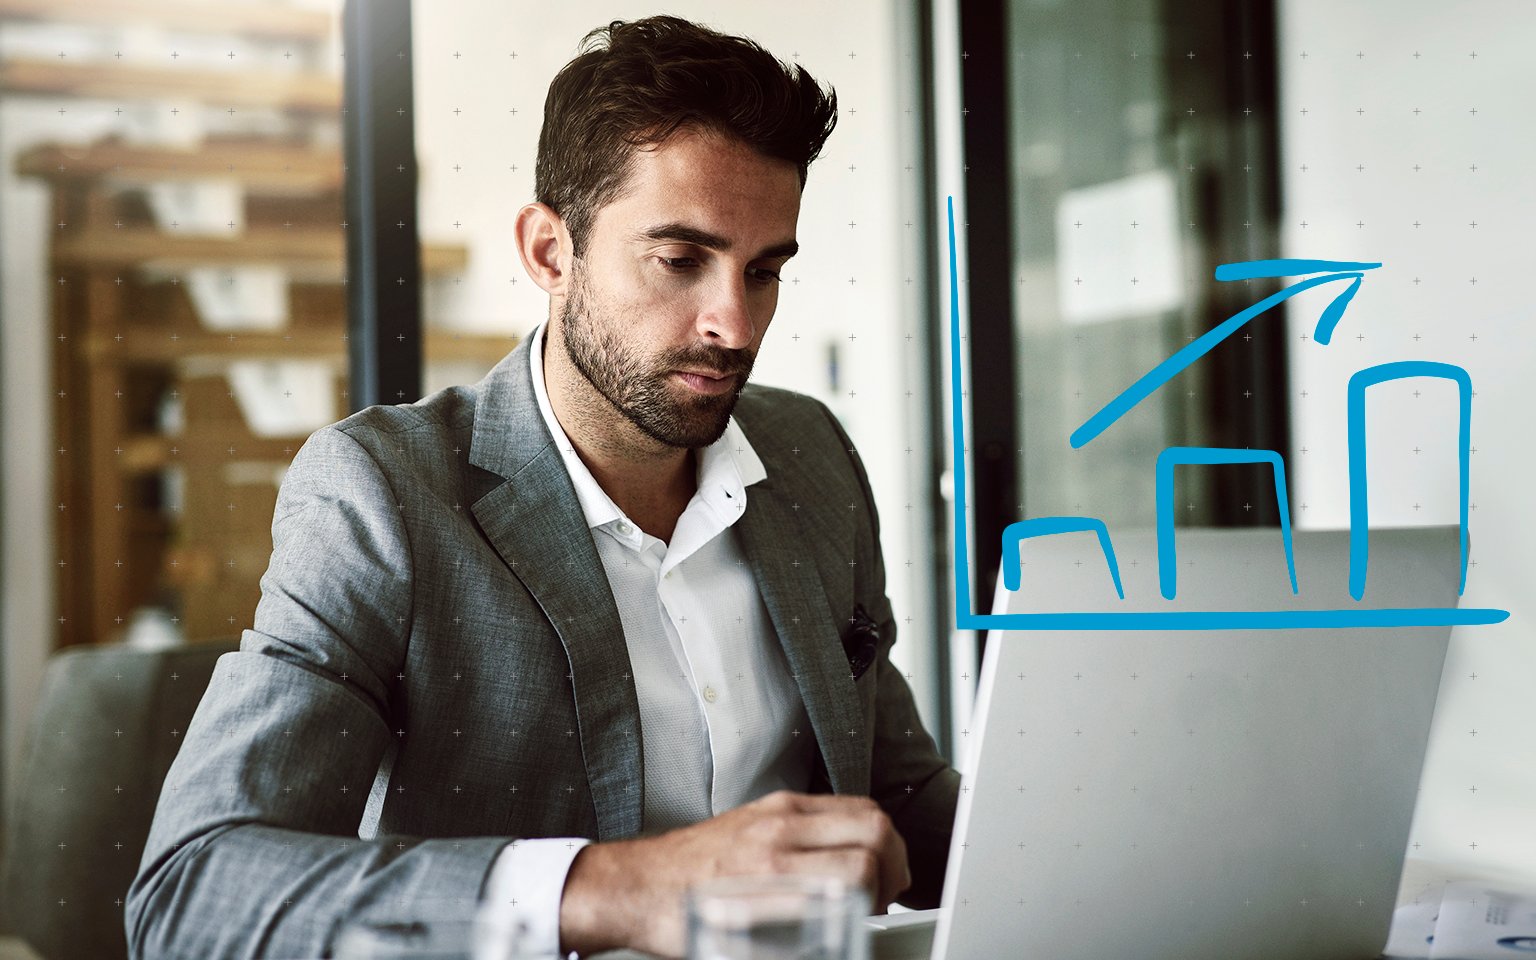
[477, 322, 815, 957]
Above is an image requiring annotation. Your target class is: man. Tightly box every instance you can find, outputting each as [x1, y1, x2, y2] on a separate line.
[127, 15, 958, 959]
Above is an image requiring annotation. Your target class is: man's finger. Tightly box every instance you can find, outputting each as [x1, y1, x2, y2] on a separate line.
[773, 848, 888, 911]
[780, 809, 908, 902]
[768, 791, 881, 817]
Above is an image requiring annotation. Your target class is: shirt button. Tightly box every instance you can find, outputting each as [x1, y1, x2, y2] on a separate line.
[616, 522, 632, 535]
[702, 686, 718, 703]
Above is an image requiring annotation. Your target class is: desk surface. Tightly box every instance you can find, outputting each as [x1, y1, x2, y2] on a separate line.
[5, 861, 1514, 960]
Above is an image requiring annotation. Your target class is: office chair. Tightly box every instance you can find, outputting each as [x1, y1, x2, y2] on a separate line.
[0, 640, 238, 960]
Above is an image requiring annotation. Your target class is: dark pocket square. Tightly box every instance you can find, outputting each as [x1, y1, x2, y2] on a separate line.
[842, 604, 880, 680]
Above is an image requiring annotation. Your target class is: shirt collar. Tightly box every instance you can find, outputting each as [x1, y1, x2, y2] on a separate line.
[527, 321, 766, 534]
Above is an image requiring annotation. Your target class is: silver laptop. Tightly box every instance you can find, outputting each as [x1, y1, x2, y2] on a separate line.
[874, 526, 1460, 960]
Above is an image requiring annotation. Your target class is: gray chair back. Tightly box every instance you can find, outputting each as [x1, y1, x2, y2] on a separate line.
[0, 641, 237, 960]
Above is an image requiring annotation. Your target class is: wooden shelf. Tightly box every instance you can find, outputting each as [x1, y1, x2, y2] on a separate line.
[0, 59, 340, 112]
[85, 330, 517, 365]
[120, 433, 306, 472]
[0, 0, 332, 42]
[17, 139, 342, 193]
[120, 433, 174, 473]
[14, 0, 466, 644]
[427, 331, 522, 365]
[54, 228, 468, 277]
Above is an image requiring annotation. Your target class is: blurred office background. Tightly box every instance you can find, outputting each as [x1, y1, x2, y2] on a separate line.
[0, 0, 1532, 957]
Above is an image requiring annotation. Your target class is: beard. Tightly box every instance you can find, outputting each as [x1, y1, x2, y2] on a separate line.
[559, 267, 756, 449]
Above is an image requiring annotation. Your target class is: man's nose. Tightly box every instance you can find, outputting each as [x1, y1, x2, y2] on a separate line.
[696, 276, 756, 350]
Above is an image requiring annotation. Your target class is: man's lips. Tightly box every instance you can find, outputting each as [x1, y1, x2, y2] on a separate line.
[673, 369, 738, 395]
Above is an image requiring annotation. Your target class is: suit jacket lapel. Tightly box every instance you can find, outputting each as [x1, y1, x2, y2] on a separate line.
[736, 481, 870, 796]
[467, 338, 643, 841]
[465, 334, 869, 829]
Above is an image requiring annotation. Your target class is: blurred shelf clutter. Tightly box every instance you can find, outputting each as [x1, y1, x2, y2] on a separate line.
[6, 2, 515, 650]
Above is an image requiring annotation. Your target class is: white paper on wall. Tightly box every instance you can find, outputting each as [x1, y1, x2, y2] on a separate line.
[1055, 169, 1185, 325]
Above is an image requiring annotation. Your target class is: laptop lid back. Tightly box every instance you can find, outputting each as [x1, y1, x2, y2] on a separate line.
[933, 526, 1459, 960]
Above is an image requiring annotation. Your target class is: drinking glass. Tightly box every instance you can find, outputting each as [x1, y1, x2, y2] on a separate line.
[685, 874, 871, 960]
[332, 915, 529, 960]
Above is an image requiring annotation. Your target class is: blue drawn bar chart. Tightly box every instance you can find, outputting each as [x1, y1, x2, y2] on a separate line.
[944, 195, 1508, 631]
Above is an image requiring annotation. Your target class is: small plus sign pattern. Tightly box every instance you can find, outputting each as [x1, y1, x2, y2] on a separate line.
[9, 3, 1533, 957]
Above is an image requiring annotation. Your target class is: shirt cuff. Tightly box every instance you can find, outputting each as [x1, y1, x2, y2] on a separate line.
[478, 837, 592, 960]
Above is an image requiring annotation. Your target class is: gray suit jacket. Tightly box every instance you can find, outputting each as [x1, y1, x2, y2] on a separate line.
[126, 334, 959, 959]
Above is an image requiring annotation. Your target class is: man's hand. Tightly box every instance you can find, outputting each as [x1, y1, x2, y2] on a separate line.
[557, 790, 910, 958]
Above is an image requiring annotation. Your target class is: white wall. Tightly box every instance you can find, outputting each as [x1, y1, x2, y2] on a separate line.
[0, 99, 64, 806]
[1280, 0, 1536, 876]
[0, 97, 139, 805]
[411, 0, 943, 734]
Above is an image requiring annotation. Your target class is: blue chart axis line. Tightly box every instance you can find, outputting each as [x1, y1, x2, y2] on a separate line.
[942, 196, 1509, 632]
[957, 609, 1510, 631]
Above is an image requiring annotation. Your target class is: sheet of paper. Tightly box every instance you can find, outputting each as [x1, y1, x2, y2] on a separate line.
[1428, 881, 1536, 959]
[1384, 881, 1445, 959]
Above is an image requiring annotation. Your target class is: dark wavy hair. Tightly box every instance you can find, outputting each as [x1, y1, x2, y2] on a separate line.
[536, 15, 839, 259]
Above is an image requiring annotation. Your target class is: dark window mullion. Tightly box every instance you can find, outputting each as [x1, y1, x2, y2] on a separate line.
[342, 0, 423, 411]
[956, 0, 1021, 669]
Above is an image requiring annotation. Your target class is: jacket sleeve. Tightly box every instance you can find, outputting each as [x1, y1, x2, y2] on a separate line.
[819, 405, 961, 910]
[125, 425, 510, 960]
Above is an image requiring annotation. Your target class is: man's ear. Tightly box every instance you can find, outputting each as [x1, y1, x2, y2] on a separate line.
[514, 201, 571, 296]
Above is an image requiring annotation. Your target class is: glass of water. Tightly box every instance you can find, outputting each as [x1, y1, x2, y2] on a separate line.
[332, 915, 529, 960]
[333, 920, 469, 960]
[686, 874, 871, 960]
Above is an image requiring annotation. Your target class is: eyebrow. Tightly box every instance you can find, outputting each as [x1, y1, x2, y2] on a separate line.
[631, 222, 799, 260]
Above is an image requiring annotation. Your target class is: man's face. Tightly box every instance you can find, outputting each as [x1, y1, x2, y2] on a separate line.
[559, 126, 802, 449]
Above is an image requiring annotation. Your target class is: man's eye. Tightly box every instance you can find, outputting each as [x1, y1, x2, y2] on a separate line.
[657, 257, 779, 286]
